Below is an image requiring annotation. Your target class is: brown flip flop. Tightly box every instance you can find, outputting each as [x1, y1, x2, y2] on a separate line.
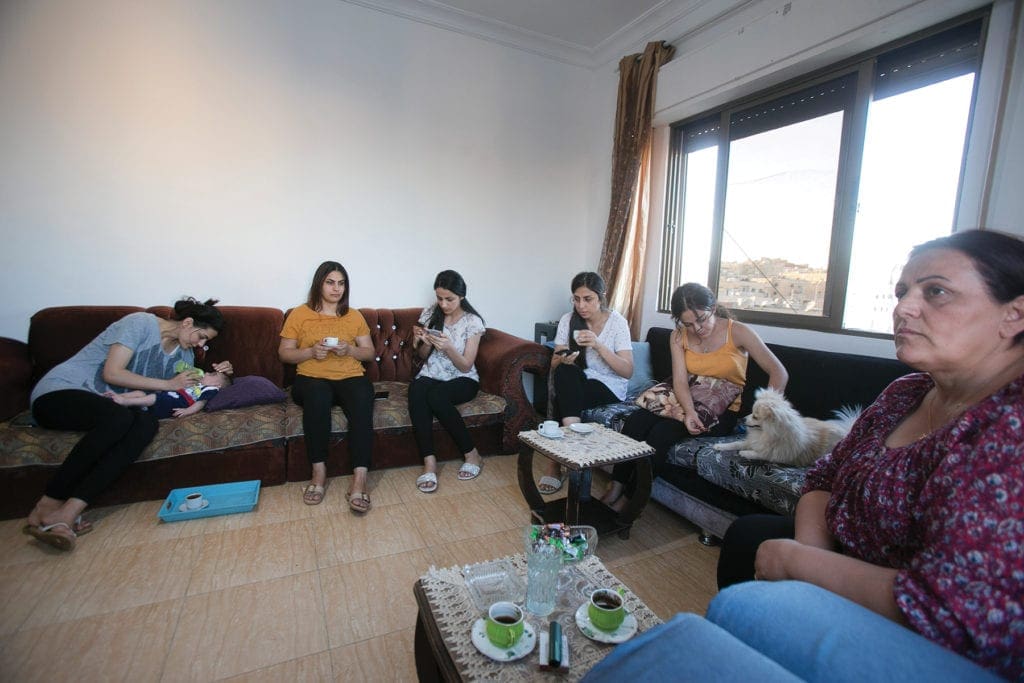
[303, 484, 325, 505]
[22, 522, 76, 552]
[346, 491, 371, 513]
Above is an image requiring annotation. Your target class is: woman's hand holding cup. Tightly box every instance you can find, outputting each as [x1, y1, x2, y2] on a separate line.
[332, 340, 351, 356]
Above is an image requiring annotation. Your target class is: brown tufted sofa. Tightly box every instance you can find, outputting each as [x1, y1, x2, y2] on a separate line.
[0, 305, 548, 519]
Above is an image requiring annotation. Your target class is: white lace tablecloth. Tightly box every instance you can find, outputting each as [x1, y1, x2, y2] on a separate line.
[420, 554, 662, 681]
[518, 424, 653, 468]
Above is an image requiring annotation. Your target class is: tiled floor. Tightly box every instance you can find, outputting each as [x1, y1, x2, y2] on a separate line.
[0, 454, 720, 681]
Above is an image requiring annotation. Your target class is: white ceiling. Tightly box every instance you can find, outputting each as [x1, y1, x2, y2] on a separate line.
[344, 0, 695, 68]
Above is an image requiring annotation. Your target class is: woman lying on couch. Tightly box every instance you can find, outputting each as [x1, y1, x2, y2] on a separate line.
[718, 230, 1024, 679]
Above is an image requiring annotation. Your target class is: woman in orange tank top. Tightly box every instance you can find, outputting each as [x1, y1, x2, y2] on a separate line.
[601, 283, 788, 511]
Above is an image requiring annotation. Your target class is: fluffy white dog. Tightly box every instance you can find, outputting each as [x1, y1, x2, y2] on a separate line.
[713, 388, 861, 467]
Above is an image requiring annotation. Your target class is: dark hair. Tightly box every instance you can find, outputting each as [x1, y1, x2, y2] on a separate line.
[670, 283, 731, 326]
[172, 297, 224, 332]
[568, 272, 608, 369]
[426, 270, 484, 329]
[307, 261, 350, 317]
[909, 229, 1024, 343]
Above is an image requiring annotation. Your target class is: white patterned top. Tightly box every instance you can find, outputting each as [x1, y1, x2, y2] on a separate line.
[416, 306, 486, 382]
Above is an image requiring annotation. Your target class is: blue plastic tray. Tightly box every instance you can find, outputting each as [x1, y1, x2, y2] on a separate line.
[158, 480, 261, 522]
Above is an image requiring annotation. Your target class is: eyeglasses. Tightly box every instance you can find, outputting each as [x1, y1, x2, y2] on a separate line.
[679, 311, 713, 330]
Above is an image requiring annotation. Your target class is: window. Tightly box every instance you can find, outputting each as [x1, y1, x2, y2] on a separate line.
[660, 15, 985, 335]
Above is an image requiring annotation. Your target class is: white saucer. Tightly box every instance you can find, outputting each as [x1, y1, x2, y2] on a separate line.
[538, 429, 564, 439]
[470, 618, 537, 661]
[178, 499, 210, 513]
[574, 603, 637, 644]
[569, 423, 595, 434]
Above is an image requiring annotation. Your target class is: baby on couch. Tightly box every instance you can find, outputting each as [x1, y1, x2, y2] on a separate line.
[107, 368, 232, 418]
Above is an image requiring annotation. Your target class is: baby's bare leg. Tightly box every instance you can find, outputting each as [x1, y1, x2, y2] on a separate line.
[108, 391, 157, 408]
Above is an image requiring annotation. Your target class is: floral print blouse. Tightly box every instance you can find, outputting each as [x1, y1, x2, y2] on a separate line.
[416, 307, 485, 383]
[804, 372, 1024, 679]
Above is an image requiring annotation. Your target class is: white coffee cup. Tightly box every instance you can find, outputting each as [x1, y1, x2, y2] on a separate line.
[538, 420, 559, 436]
[323, 337, 339, 347]
[184, 492, 205, 510]
[573, 329, 584, 342]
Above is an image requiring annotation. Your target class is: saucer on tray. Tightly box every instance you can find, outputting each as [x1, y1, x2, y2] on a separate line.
[538, 429, 564, 439]
[178, 499, 210, 513]
[470, 618, 537, 661]
[569, 423, 595, 434]
[574, 603, 637, 644]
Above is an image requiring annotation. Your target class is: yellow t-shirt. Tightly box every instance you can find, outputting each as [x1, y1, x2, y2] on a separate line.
[281, 304, 370, 380]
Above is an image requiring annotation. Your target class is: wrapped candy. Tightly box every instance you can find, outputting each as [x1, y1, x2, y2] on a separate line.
[527, 524, 589, 562]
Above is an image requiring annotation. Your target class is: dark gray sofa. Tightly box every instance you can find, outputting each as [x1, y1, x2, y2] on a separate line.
[583, 327, 912, 543]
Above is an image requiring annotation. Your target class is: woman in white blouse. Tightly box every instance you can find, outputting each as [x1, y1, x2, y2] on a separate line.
[410, 270, 487, 493]
[537, 272, 634, 493]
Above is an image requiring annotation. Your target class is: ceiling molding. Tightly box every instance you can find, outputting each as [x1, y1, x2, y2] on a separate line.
[339, 0, 762, 70]
[591, 0, 755, 68]
[340, 0, 597, 67]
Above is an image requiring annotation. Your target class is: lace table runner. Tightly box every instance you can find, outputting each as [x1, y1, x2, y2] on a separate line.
[518, 424, 654, 468]
[420, 554, 662, 681]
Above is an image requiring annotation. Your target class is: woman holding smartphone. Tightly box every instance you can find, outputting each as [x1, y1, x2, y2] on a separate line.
[537, 272, 634, 494]
[279, 261, 375, 512]
[410, 270, 487, 493]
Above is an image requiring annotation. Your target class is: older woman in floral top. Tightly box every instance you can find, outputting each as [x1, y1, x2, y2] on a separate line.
[717, 229, 1024, 679]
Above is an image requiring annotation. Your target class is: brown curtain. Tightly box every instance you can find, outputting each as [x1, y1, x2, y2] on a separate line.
[598, 41, 675, 337]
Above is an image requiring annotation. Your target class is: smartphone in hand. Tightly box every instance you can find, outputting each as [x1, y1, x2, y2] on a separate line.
[427, 329, 444, 337]
[554, 349, 573, 356]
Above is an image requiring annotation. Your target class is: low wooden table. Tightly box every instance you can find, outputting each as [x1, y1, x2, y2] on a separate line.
[413, 555, 662, 682]
[517, 424, 654, 539]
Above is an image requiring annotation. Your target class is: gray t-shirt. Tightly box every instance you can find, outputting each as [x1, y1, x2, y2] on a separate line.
[30, 312, 194, 405]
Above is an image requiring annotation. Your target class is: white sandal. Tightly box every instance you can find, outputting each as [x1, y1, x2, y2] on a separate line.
[458, 462, 482, 481]
[416, 472, 438, 493]
[537, 476, 564, 494]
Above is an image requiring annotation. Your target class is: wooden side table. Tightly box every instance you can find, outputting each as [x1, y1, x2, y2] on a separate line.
[517, 425, 654, 539]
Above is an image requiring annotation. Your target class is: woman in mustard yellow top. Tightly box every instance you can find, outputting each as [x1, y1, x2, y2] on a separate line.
[602, 283, 788, 511]
[279, 261, 376, 512]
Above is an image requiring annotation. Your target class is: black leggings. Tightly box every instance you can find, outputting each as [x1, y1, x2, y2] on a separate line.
[552, 363, 618, 420]
[611, 408, 739, 498]
[408, 376, 479, 457]
[716, 514, 795, 589]
[292, 374, 374, 469]
[32, 389, 159, 504]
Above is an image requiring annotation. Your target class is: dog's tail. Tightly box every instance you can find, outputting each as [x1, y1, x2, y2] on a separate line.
[830, 405, 863, 431]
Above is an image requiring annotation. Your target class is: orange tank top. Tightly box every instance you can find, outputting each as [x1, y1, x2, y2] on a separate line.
[681, 319, 748, 411]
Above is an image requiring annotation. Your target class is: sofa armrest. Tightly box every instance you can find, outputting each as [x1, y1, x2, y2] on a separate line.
[0, 337, 32, 421]
[476, 328, 552, 452]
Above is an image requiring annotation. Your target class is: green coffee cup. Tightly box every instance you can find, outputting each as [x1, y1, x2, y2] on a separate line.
[485, 601, 525, 648]
[588, 588, 625, 631]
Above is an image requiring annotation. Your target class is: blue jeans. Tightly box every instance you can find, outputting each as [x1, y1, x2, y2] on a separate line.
[709, 582, 1002, 682]
[584, 582, 1001, 683]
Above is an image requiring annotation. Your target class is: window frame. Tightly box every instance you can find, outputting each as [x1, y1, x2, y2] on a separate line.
[658, 10, 988, 337]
